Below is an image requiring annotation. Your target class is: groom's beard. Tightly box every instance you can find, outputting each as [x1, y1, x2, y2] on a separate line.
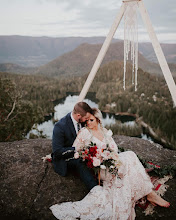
[79, 120, 86, 127]
[79, 118, 84, 123]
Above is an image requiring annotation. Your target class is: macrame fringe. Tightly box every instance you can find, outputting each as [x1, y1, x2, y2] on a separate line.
[124, 1, 138, 91]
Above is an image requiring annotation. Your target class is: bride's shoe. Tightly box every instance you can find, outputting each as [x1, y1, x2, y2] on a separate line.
[147, 191, 170, 208]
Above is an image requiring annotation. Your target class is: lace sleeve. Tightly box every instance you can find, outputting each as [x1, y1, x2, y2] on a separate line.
[72, 128, 90, 151]
[109, 136, 118, 152]
[103, 128, 118, 152]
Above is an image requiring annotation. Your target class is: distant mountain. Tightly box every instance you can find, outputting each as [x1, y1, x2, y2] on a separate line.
[0, 36, 176, 68]
[139, 42, 176, 64]
[0, 63, 36, 74]
[35, 42, 176, 77]
[0, 35, 119, 67]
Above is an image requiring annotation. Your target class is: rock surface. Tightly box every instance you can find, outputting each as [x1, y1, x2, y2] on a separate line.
[113, 135, 176, 167]
[0, 136, 175, 220]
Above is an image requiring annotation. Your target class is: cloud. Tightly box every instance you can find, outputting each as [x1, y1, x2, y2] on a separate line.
[0, 0, 175, 42]
[142, 0, 176, 31]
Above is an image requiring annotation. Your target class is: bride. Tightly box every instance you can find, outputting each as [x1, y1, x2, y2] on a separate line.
[50, 108, 170, 220]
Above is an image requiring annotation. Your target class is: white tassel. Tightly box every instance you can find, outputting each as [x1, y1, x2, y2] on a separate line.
[124, 1, 138, 91]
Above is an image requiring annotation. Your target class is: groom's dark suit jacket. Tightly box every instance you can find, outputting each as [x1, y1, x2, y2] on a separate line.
[52, 112, 78, 176]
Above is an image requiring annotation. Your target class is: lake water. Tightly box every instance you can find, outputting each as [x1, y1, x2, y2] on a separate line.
[27, 95, 153, 143]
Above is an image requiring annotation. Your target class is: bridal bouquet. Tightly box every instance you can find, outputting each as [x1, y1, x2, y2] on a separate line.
[74, 141, 121, 183]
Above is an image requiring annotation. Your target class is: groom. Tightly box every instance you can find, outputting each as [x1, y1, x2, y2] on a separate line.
[52, 101, 97, 190]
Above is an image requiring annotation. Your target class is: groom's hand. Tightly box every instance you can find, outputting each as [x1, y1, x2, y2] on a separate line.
[62, 147, 75, 159]
[53, 147, 75, 160]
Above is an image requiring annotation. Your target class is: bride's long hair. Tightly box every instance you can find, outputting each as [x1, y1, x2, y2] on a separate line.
[91, 108, 103, 129]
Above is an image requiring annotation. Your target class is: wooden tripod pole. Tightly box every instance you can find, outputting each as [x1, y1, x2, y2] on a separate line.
[78, 3, 125, 102]
[138, 0, 176, 107]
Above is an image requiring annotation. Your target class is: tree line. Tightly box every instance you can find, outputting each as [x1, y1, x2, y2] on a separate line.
[0, 61, 175, 149]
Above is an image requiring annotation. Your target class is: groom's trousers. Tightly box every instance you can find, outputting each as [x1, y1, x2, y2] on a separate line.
[67, 158, 97, 191]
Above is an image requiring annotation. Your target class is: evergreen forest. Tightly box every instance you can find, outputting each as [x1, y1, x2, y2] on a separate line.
[0, 60, 176, 150]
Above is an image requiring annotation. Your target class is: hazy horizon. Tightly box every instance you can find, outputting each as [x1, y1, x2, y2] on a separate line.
[0, 34, 175, 44]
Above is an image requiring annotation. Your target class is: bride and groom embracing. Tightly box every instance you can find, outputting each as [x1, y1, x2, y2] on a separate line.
[51, 101, 170, 220]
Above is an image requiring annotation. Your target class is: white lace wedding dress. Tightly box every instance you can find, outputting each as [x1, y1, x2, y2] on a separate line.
[50, 127, 153, 220]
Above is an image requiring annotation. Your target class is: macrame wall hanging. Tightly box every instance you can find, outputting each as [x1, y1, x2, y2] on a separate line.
[123, 1, 138, 91]
[78, 0, 176, 107]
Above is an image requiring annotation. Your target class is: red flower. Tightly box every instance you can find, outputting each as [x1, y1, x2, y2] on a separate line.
[87, 160, 93, 168]
[147, 162, 160, 168]
[89, 146, 97, 157]
[85, 154, 91, 161]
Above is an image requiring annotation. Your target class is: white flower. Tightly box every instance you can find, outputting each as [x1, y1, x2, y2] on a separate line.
[102, 150, 111, 160]
[96, 149, 102, 158]
[106, 129, 113, 137]
[109, 143, 118, 151]
[110, 165, 115, 169]
[100, 165, 106, 169]
[41, 154, 52, 162]
[74, 152, 79, 159]
[93, 157, 101, 167]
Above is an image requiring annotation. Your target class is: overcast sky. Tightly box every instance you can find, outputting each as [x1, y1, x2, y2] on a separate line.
[0, 0, 176, 43]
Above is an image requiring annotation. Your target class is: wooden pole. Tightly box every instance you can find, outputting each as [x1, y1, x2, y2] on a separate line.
[78, 3, 125, 102]
[138, 0, 176, 107]
[98, 169, 101, 185]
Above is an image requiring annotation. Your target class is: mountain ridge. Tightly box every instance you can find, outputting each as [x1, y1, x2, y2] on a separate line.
[0, 35, 175, 67]
[35, 42, 176, 77]
[0, 35, 119, 67]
